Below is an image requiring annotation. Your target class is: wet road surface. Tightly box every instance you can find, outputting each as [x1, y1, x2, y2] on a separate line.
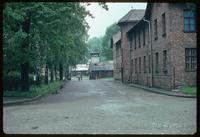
[3, 79, 196, 134]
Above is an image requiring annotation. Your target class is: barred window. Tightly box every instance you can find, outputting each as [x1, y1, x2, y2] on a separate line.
[144, 56, 146, 73]
[185, 48, 196, 71]
[134, 33, 136, 49]
[162, 13, 166, 36]
[129, 38, 133, 49]
[138, 30, 141, 48]
[143, 26, 145, 46]
[154, 19, 158, 40]
[163, 50, 167, 72]
[139, 57, 141, 73]
[155, 52, 159, 73]
[135, 58, 137, 73]
[184, 9, 196, 32]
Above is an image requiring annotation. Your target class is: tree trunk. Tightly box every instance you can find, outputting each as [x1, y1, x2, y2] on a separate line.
[54, 64, 57, 80]
[50, 64, 54, 82]
[20, 62, 29, 91]
[20, 18, 30, 91]
[59, 63, 63, 81]
[66, 67, 69, 80]
[45, 64, 49, 84]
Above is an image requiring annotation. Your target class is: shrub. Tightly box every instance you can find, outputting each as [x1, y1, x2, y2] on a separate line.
[3, 71, 21, 91]
[3, 71, 38, 91]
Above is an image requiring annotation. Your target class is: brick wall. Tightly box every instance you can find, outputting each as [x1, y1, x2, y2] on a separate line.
[120, 22, 138, 83]
[169, 4, 196, 88]
[127, 3, 196, 90]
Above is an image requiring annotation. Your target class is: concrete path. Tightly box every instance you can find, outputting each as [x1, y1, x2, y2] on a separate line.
[3, 79, 196, 134]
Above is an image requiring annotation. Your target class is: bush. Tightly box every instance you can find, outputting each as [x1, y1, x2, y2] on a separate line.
[3, 71, 37, 91]
[3, 71, 21, 91]
[4, 81, 64, 98]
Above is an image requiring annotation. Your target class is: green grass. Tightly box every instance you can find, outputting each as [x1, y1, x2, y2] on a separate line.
[3, 81, 64, 98]
[179, 86, 197, 95]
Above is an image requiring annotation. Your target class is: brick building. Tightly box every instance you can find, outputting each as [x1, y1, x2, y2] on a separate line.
[111, 31, 122, 81]
[112, 3, 196, 90]
[117, 9, 145, 83]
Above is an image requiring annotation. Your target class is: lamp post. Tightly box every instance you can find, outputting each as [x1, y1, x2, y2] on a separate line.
[143, 18, 153, 87]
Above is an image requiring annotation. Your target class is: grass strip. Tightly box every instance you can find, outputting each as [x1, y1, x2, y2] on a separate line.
[3, 81, 64, 98]
[179, 86, 196, 95]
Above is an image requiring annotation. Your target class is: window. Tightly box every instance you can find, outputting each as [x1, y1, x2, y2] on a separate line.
[155, 52, 159, 73]
[134, 33, 137, 49]
[143, 26, 145, 46]
[154, 19, 158, 40]
[135, 58, 137, 73]
[185, 48, 196, 71]
[184, 9, 196, 32]
[130, 38, 133, 49]
[131, 59, 134, 75]
[144, 56, 146, 73]
[138, 30, 141, 48]
[162, 13, 166, 36]
[139, 57, 141, 73]
[163, 50, 167, 72]
[149, 55, 151, 73]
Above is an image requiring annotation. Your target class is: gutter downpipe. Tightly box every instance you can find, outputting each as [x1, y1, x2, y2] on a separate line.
[143, 18, 153, 87]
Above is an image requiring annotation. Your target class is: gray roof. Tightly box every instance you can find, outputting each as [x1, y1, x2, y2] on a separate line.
[112, 31, 121, 44]
[90, 61, 113, 71]
[118, 9, 145, 24]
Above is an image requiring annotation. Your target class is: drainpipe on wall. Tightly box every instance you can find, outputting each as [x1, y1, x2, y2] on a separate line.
[143, 18, 153, 87]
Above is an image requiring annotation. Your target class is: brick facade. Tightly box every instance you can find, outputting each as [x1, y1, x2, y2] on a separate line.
[111, 32, 122, 81]
[117, 10, 145, 83]
[112, 3, 196, 90]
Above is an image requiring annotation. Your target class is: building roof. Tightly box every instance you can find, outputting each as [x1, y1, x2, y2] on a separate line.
[90, 61, 113, 71]
[112, 31, 121, 45]
[127, 4, 151, 37]
[71, 64, 89, 71]
[118, 9, 145, 25]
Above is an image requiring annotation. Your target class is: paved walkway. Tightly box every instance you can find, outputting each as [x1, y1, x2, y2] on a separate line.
[127, 83, 196, 98]
[4, 79, 196, 134]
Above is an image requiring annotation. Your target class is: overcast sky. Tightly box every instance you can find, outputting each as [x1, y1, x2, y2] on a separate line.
[85, 2, 147, 39]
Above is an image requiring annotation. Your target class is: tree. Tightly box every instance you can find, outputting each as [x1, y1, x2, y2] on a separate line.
[3, 2, 93, 91]
[101, 23, 120, 61]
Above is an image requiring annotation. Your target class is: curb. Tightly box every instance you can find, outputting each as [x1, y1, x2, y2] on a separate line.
[127, 84, 196, 98]
[3, 95, 43, 106]
[3, 81, 68, 106]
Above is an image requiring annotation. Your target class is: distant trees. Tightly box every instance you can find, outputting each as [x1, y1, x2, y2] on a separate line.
[3, 3, 93, 91]
[101, 23, 120, 61]
[87, 23, 120, 61]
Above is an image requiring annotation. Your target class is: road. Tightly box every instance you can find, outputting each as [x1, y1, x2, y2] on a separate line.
[3, 78, 196, 134]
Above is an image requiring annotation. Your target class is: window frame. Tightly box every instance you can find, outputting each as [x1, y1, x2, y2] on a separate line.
[155, 52, 159, 73]
[139, 57, 141, 73]
[154, 19, 158, 40]
[134, 33, 137, 49]
[185, 48, 196, 71]
[138, 29, 141, 48]
[163, 50, 167, 73]
[144, 56, 146, 73]
[183, 9, 196, 33]
[149, 55, 151, 73]
[162, 13, 166, 36]
[135, 58, 137, 74]
[143, 25, 145, 46]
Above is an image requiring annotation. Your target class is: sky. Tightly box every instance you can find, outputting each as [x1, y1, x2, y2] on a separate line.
[85, 2, 147, 39]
